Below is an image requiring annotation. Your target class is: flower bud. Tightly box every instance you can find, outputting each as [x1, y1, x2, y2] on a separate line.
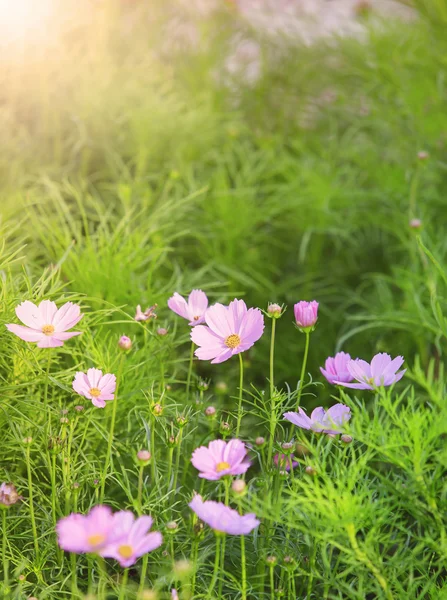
[167, 435, 178, 447]
[417, 150, 429, 161]
[220, 421, 231, 437]
[48, 436, 65, 453]
[197, 379, 210, 391]
[60, 417, 69, 424]
[283, 556, 296, 568]
[266, 555, 277, 566]
[194, 521, 205, 537]
[176, 416, 187, 428]
[0, 483, 22, 507]
[305, 465, 317, 476]
[409, 218, 422, 229]
[23, 437, 33, 445]
[61, 409, 69, 415]
[281, 442, 294, 454]
[166, 521, 179, 534]
[294, 301, 319, 332]
[118, 335, 132, 351]
[231, 479, 247, 496]
[72, 482, 80, 490]
[341, 435, 353, 444]
[205, 406, 216, 418]
[137, 450, 151, 465]
[74, 405, 84, 412]
[215, 381, 228, 395]
[255, 436, 265, 447]
[141, 591, 159, 600]
[171, 590, 180, 600]
[152, 403, 163, 416]
[173, 559, 193, 579]
[275, 588, 285, 597]
[267, 303, 283, 319]
[157, 327, 168, 336]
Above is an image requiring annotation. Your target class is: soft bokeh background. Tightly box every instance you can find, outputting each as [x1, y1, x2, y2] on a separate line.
[1, 0, 447, 391]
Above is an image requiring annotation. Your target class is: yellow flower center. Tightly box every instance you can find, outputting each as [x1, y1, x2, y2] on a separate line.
[216, 461, 231, 472]
[42, 324, 55, 336]
[118, 544, 134, 559]
[87, 533, 106, 547]
[193, 315, 200, 321]
[89, 387, 101, 397]
[225, 334, 241, 349]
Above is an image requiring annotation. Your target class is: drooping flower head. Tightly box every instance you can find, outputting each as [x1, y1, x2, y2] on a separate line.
[320, 352, 353, 384]
[135, 304, 158, 322]
[6, 300, 83, 348]
[56, 506, 114, 554]
[189, 495, 259, 535]
[167, 290, 208, 326]
[284, 403, 351, 435]
[273, 453, 298, 471]
[294, 301, 319, 330]
[335, 353, 406, 390]
[100, 511, 163, 567]
[73, 368, 116, 408]
[0, 483, 22, 507]
[191, 439, 251, 480]
[190, 299, 264, 364]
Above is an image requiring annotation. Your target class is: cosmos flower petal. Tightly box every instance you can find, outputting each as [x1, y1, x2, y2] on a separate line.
[210, 348, 234, 364]
[6, 324, 44, 343]
[370, 353, 392, 379]
[38, 300, 58, 325]
[167, 293, 190, 320]
[53, 302, 83, 331]
[37, 336, 64, 348]
[15, 301, 41, 329]
[204, 303, 233, 338]
[228, 299, 248, 334]
[283, 409, 313, 430]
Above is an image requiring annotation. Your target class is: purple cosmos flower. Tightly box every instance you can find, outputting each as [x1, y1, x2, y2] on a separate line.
[168, 290, 208, 326]
[190, 298, 264, 364]
[320, 352, 353, 384]
[6, 300, 82, 348]
[56, 506, 114, 554]
[72, 368, 116, 408]
[189, 495, 259, 535]
[100, 511, 162, 567]
[335, 353, 406, 390]
[191, 439, 251, 480]
[284, 403, 351, 434]
[273, 453, 298, 471]
[294, 301, 319, 329]
[0, 483, 22, 507]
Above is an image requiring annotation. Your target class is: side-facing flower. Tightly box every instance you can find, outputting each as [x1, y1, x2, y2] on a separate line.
[320, 352, 353, 384]
[284, 403, 351, 435]
[294, 301, 319, 331]
[56, 505, 114, 553]
[335, 353, 406, 390]
[191, 439, 250, 480]
[73, 368, 116, 408]
[6, 300, 83, 348]
[100, 511, 163, 567]
[273, 453, 298, 471]
[135, 304, 158, 322]
[0, 483, 22, 507]
[189, 495, 259, 535]
[191, 298, 264, 364]
[167, 289, 208, 326]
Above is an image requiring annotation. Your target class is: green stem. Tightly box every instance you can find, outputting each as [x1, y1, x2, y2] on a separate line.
[191, 538, 199, 598]
[218, 479, 231, 597]
[25, 444, 39, 560]
[267, 318, 277, 469]
[167, 447, 174, 492]
[269, 562, 275, 600]
[50, 452, 57, 527]
[119, 569, 129, 600]
[296, 331, 310, 409]
[71, 553, 78, 597]
[150, 412, 157, 486]
[172, 429, 183, 495]
[138, 554, 148, 598]
[97, 556, 107, 600]
[2, 510, 8, 598]
[186, 341, 195, 401]
[207, 535, 222, 600]
[101, 355, 125, 500]
[240, 534, 247, 600]
[138, 465, 144, 514]
[236, 353, 244, 437]
[43, 350, 52, 410]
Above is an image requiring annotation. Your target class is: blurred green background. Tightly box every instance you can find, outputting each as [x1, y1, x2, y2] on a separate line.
[1, 0, 447, 392]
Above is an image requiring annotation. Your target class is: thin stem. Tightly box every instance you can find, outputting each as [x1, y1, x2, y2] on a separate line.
[97, 556, 107, 600]
[138, 555, 148, 598]
[241, 534, 247, 600]
[43, 350, 52, 410]
[25, 444, 39, 560]
[190, 538, 199, 597]
[71, 553, 78, 597]
[119, 569, 129, 600]
[236, 353, 244, 437]
[150, 412, 157, 486]
[101, 355, 125, 500]
[172, 428, 183, 495]
[296, 331, 310, 409]
[267, 318, 277, 469]
[269, 562, 275, 600]
[2, 510, 8, 599]
[218, 479, 231, 597]
[207, 535, 222, 600]
[138, 465, 144, 514]
[186, 341, 195, 401]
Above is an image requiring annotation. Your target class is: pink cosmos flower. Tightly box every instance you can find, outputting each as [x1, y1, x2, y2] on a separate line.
[189, 495, 259, 535]
[191, 439, 251, 480]
[0, 482, 22, 507]
[294, 301, 319, 329]
[284, 403, 351, 435]
[100, 511, 163, 567]
[167, 290, 208, 326]
[56, 506, 114, 554]
[135, 304, 158, 322]
[320, 352, 353, 384]
[6, 300, 83, 348]
[335, 353, 406, 390]
[273, 453, 298, 471]
[72, 368, 116, 408]
[190, 299, 264, 364]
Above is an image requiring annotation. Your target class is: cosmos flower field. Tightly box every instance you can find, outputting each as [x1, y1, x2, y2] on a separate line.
[1, 1, 447, 599]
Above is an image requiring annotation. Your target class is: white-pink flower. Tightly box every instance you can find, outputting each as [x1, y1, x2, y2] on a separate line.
[6, 300, 83, 348]
[73, 368, 116, 408]
[167, 290, 208, 326]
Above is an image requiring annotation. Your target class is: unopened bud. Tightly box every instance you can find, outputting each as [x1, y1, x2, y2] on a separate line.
[173, 559, 192, 579]
[205, 406, 216, 418]
[176, 416, 187, 427]
[119, 335, 132, 351]
[60, 417, 69, 424]
[23, 437, 33, 445]
[215, 381, 228, 394]
[74, 405, 84, 412]
[137, 450, 151, 465]
[267, 303, 283, 318]
[167, 435, 178, 447]
[283, 555, 296, 568]
[166, 521, 179, 534]
[197, 379, 209, 391]
[417, 150, 429, 161]
[266, 555, 277, 566]
[141, 591, 159, 600]
[305, 465, 317, 476]
[409, 218, 422, 229]
[72, 482, 80, 490]
[194, 521, 204, 537]
[157, 327, 168, 336]
[255, 436, 265, 447]
[275, 588, 285, 597]
[220, 421, 231, 437]
[281, 442, 294, 454]
[341, 435, 353, 444]
[152, 403, 163, 416]
[61, 409, 69, 415]
[0, 483, 22, 507]
[231, 479, 246, 495]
